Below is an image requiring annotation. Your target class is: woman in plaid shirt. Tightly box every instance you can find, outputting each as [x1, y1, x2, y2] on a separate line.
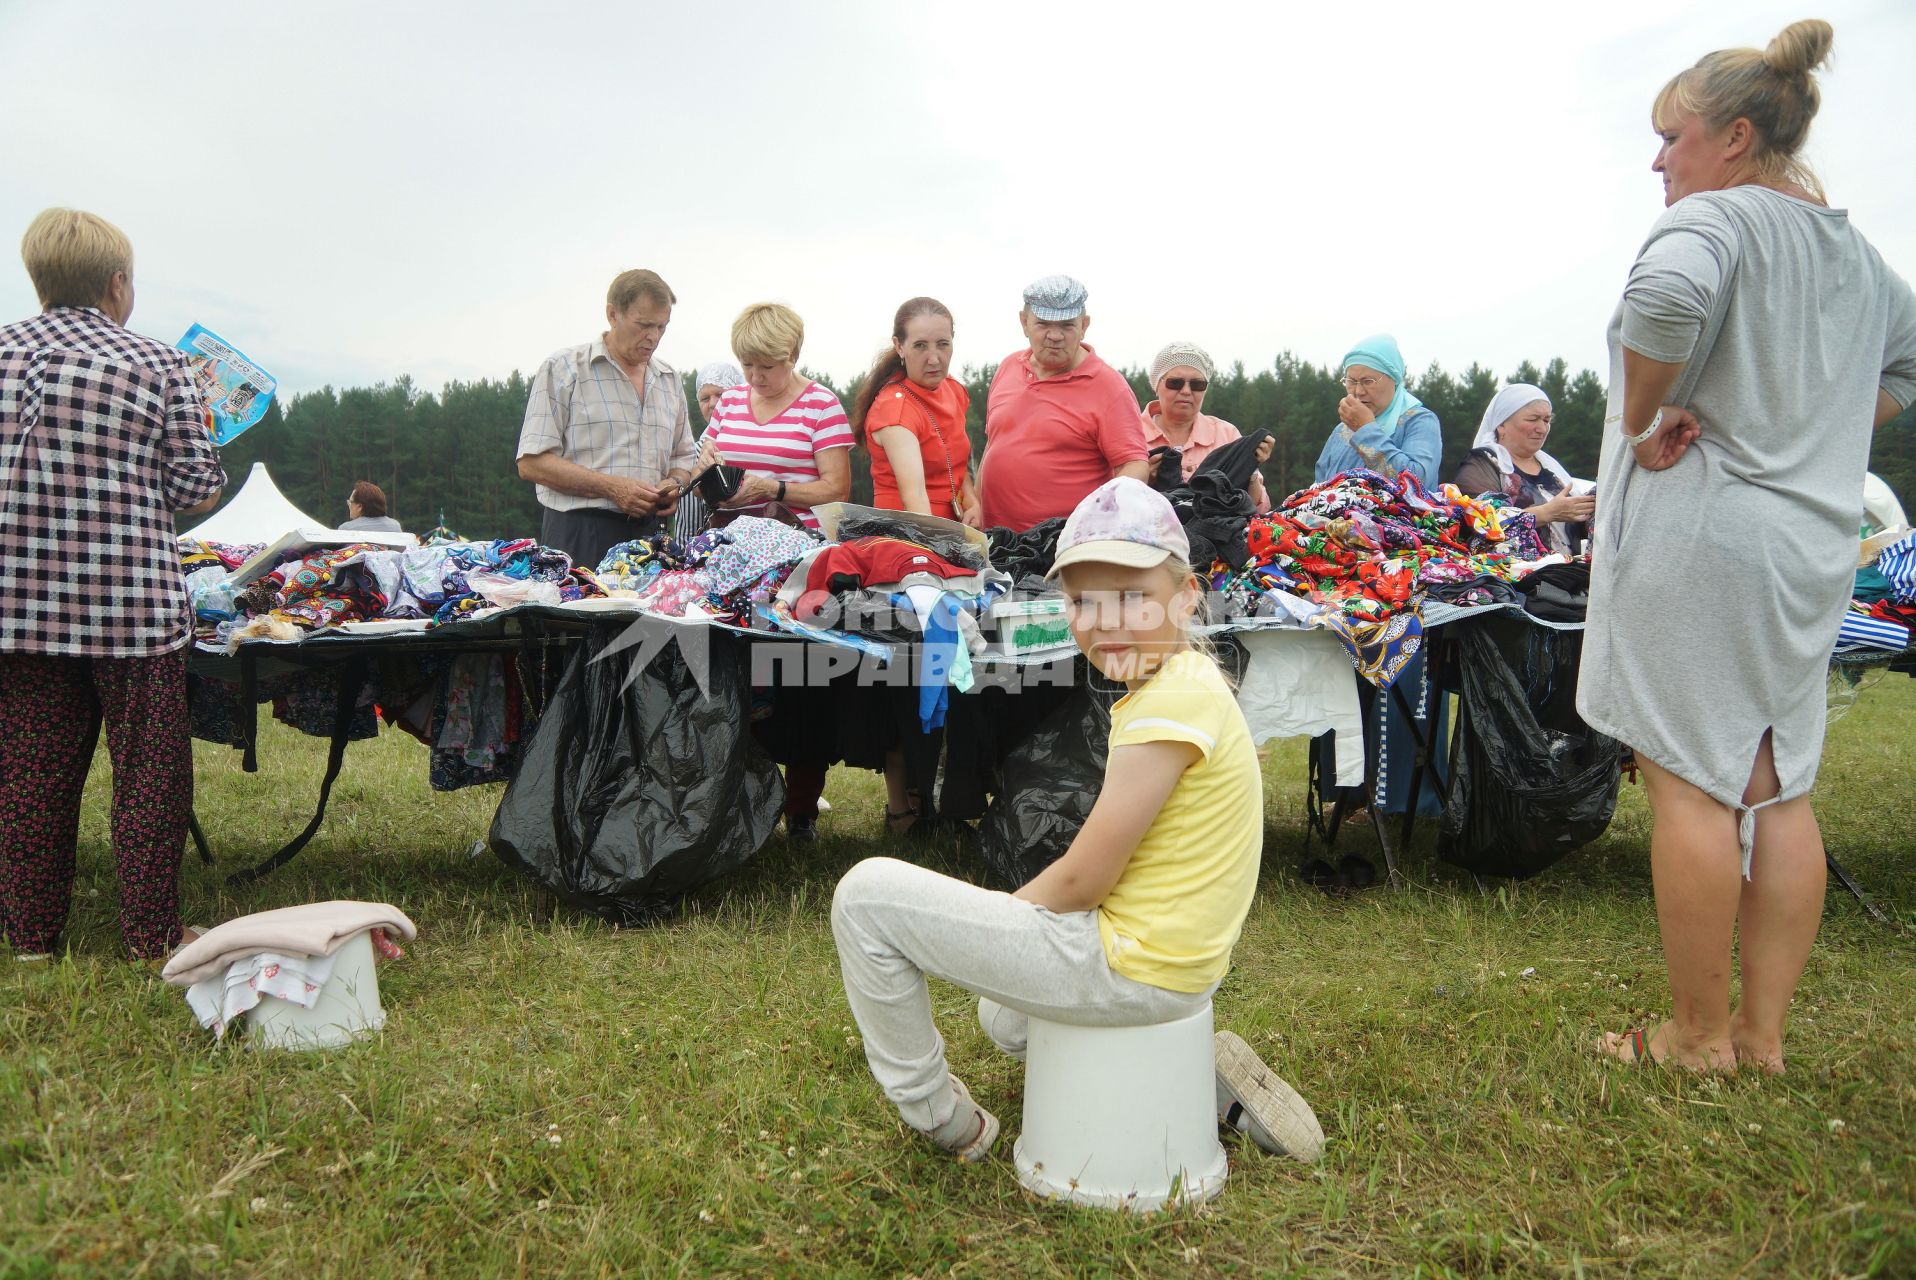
[0, 209, 225, 961]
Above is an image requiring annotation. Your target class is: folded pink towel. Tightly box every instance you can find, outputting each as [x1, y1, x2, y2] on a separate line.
[162, 900, 418, 987]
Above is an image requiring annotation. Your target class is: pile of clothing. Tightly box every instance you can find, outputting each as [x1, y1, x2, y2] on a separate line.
[161, 900, 417, 1040]
[179, 538, 259, 575]
[615, 517, 823, 626]
[1842, 530, 1916, 653]
[188, 538, 606, 644]
[1215, 470, 1555, 624]
[770, 533, 1010, 730]
[1207, 470, 1565, 688]
[596, 534, 688, 593]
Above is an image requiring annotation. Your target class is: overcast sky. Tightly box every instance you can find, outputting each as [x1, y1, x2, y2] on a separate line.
[3, 0, 1912, 400]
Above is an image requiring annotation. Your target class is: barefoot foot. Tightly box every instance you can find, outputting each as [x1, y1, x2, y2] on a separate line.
[1595, 1020, 1735, 1073]
[1732, 1039, 1785, 1075]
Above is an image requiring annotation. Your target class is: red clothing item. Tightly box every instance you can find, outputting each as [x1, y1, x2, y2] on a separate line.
[864, 376, 972, 519]
[792, 537, 978, 622]
[979, 345, 1145, 531]
[802, 537, 977, 596]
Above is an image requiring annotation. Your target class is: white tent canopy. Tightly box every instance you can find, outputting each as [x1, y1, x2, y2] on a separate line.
[180, 462, 320, 544]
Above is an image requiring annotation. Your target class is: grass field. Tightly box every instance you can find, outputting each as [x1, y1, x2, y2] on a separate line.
[2, 673, 1913, 1278]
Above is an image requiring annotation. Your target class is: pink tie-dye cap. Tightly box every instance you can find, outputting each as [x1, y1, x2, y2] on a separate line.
[1046, 477, 1191, 579]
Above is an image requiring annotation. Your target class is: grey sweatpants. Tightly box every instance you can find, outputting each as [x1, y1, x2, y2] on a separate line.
[830, 857, 1213, 1134]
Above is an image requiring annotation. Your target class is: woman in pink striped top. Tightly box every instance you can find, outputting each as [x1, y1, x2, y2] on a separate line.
[697, 302, 853, 531]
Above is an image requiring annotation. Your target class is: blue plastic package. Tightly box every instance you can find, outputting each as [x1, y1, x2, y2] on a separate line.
[177, 323, 277, 445]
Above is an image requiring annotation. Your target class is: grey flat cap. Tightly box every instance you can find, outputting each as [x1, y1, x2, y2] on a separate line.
[1023, 274, 1088, 321]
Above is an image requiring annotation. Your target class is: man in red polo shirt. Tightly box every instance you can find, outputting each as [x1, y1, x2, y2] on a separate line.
[978, 276, 1148, 531]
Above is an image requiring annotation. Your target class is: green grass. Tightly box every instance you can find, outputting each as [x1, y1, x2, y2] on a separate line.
[3, 675, 1914, 1278]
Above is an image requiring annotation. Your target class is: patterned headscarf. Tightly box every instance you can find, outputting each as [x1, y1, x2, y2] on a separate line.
[696, 360, 743, 392]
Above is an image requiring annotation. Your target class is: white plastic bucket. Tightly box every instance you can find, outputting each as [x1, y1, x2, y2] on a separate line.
[1013, 1001, 1227, 1212]
[244, 930, 384, 1051]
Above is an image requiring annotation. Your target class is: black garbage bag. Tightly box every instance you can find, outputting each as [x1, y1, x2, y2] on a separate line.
[489, 626, 783, 923]
[1438, 615, 1620, 879]
[976, 682, 1115, 888]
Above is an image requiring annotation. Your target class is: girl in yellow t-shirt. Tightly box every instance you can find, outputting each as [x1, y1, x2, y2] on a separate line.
[831, 477, 1323, 1163]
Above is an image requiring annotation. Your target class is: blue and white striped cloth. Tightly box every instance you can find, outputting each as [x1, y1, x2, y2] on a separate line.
[1835, 610, 1911, 652]
[1875, 532, 1916, 603]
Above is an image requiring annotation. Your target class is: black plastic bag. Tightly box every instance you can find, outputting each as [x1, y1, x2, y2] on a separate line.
[976, 682, 1115, 888]
[489, 626, 783, 923]
[1438, 615, 1620, 879]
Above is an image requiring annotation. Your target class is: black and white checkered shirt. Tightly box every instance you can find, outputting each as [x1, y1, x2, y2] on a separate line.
[0, 307, 225, 657]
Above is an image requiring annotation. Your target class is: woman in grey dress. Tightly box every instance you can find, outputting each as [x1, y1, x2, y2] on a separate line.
[1579, 19, 1916, 1072]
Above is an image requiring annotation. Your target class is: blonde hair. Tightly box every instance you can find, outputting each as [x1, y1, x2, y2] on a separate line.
[20, 208, 132, 309]
[1163, 554, 1235, 686]
[1653, 19, 1834, 202]
[731, 301, 804, 365]
[607, 269, 675, 313]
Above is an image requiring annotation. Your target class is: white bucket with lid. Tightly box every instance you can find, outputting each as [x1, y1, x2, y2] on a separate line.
[244, 930, 384, 1051]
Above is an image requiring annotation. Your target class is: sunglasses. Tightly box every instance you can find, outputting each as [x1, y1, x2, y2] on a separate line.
[1162, 377, 1208, 392]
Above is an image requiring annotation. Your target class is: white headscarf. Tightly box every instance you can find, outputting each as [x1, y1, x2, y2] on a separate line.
[696, 360, 743, 391]
[1472, 383, 1574, 487]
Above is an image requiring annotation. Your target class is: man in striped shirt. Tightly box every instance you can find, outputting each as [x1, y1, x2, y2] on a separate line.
[516, 269, 699, 567]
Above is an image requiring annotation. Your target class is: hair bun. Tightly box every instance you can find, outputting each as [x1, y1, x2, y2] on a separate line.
[1764, 18, 1833, 77]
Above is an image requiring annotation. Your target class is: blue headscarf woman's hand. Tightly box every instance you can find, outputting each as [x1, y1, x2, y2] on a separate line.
[1338, 393, 1377, 430]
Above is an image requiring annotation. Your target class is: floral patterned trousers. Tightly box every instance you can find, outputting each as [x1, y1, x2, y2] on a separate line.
[0, 649, 193, 958]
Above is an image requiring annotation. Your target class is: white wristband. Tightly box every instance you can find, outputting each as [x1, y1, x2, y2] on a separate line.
[1625, 408, 1664, 447]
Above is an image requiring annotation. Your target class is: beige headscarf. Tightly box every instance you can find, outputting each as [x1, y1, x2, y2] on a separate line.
[1149, 341, 1215, 386]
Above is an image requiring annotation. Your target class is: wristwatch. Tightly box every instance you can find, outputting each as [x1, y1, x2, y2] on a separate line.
[776, 480, 787, 503]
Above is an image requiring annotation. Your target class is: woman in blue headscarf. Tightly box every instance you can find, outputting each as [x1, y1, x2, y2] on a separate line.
[1313, 334, 1443, 486]
[1306, 335, 1448, 868]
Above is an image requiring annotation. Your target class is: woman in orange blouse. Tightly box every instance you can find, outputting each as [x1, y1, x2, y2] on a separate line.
[851, 297, 979, 527]
[850, 298, 982, 835]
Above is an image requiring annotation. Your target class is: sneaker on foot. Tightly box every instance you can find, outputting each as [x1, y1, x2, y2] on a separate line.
[787, 814, 818, 843]
[1214, 1030, 1324, 1162]
[926, 1074, 999, 1163]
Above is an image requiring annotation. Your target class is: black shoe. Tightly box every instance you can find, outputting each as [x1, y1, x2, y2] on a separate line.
[1299, 857, 1341, 888]
[786, 814, 818, 843]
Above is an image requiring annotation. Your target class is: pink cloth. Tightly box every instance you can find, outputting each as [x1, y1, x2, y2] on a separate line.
[1140, 405, 1271, 512]
[161, 899, 417, 986]
[979, 346, 1145, 531]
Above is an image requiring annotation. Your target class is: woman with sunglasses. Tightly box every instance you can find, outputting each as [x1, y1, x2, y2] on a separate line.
[1140, 341, 1270, 512]
[1312, 333, 1442, 487]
